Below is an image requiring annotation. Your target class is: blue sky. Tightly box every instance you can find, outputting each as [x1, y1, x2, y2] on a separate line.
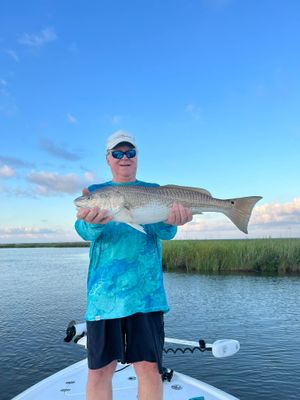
[1, 0, 299, 243]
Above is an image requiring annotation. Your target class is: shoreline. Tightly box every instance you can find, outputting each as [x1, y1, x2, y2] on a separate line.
[0, 237, 299, 248]
[1, 238, 299, 275]
[0, 241, 89, 248]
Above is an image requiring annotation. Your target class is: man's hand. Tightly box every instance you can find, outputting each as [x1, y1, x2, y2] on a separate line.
[76, 188, 113, 225]
[166, 203, 193, 226]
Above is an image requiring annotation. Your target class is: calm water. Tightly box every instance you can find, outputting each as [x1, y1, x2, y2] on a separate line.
[0, 248, 299, 400]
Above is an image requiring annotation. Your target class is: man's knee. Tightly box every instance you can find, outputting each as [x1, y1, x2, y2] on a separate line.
[88, 360, 117, 383]
[133, 361, 160, 379]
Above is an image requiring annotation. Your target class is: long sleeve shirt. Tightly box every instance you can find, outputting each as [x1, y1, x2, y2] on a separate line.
[75, 180, 177, 321]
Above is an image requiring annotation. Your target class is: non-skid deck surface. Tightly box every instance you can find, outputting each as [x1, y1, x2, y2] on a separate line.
[12, 359, 238, 400]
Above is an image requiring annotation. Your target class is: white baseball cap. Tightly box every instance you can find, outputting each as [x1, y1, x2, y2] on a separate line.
[106, 130, 137, 151]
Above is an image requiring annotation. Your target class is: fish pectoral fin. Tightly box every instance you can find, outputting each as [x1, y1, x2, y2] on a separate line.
[126, 223, 146, 234]
[111, 204, 130, 217]
[113, 206, 146, 234]
[111, 207, 123, 217]
[113, 203, 134, 220]
[162, 184, 212, 197]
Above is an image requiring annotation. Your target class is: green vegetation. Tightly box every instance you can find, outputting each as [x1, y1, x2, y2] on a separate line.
[162, 239, 300, 275]
[1, 239, 300, 275]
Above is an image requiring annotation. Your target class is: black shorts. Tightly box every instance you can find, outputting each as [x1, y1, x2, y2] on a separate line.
[86, 311, 165, 374]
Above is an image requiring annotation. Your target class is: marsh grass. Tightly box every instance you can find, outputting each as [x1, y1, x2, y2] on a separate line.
[162, 239, 300, 274]
[1, 238, 299, 275]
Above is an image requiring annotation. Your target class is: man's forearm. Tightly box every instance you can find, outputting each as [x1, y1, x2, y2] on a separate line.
[75, 219, 105, 241]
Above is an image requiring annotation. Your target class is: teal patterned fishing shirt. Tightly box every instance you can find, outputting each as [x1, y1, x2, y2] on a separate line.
[75, 180, 177, 321]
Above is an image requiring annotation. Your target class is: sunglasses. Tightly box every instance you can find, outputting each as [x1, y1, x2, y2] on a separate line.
[110, 149, 137, 159]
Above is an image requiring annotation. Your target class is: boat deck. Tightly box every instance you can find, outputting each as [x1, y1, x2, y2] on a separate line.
[12, 359, 238, 400]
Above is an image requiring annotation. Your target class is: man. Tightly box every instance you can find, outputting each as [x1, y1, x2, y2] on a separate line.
[75, 130, 192, 400]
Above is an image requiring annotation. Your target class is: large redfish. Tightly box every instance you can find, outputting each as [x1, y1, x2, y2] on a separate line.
[74, 185, 262, 234]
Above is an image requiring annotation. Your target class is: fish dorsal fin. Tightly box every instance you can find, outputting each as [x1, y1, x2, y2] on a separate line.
[162, 184, 212, 197]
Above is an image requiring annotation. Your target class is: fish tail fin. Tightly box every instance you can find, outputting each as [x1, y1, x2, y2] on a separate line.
[223, 196, 262, 234]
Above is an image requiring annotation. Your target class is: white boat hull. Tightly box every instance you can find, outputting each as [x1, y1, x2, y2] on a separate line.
[12, 359, 239, 400]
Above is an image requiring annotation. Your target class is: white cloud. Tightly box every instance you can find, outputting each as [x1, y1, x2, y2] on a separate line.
[0, 165, 16, 178]
[6, 187, 37, 198]
[4, 49, 19, 62]
[0, 226, 76, 243]
[0, 102, 18, 117]
[68, 42, 79, 53]
[185, 103, 202, 119]
[0, 78, 10, 96]
[111, 115, 122, 124]
[84, 171, 96, 182]
[0, 79, 18, 117]
[67, 113, 77, 124]
[0, 226, 58, 236]
[0, 156, 34, 168]
[39, 137, 82, 160]
[252, 198, 300, 225]
[18, 27, 57, 48]
[27, 171, 95, 195]
[0, 225, 81, 243]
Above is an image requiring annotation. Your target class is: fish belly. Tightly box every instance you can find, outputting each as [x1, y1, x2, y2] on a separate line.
[114, 204, 169, 225]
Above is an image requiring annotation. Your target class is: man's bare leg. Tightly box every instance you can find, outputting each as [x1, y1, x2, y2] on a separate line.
[134, 361, 163, 400]
[86, 360, 117, 400]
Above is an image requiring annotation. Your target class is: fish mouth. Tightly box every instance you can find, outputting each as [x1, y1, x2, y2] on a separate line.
[74, 198, 87, 209]
[75, 204, 92, 210]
